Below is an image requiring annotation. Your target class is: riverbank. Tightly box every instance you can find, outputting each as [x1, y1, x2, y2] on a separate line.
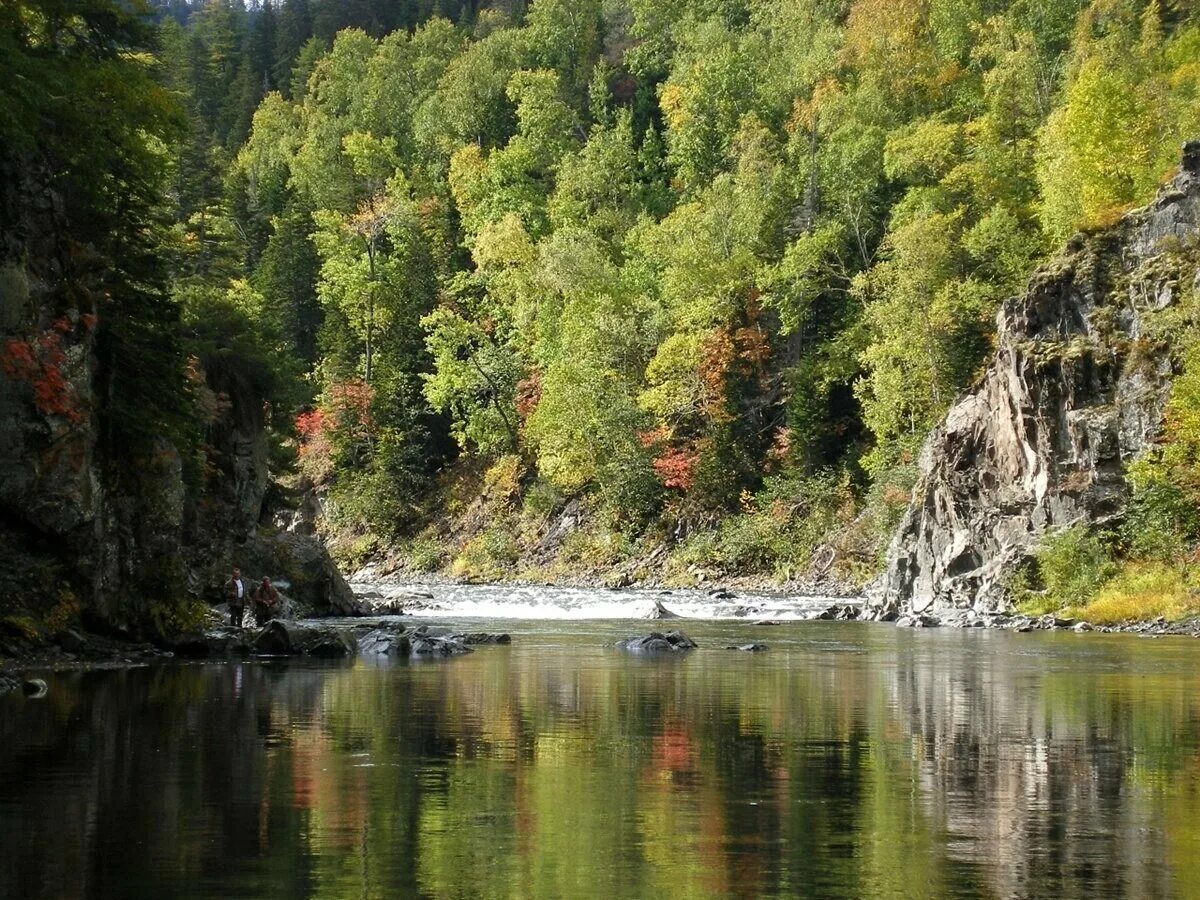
[5, 578, 1198, 688]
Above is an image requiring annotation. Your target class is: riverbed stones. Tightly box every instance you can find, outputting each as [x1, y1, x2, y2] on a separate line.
[815, 603, 861, 621]
[615, 631, 697, 652]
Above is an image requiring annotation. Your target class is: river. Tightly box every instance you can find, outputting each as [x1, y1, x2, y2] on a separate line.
[2, 589, 1199, 898]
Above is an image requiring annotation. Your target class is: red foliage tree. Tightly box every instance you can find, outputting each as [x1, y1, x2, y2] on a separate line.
[1, 319, 84, 423]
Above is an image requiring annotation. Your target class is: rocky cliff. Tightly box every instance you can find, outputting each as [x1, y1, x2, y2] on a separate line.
[0, 167, 352, 641]
[871, 142, 1200, 618]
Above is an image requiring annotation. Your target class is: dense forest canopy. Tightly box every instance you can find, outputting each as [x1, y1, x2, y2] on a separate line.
[8, 0, 1200, 592]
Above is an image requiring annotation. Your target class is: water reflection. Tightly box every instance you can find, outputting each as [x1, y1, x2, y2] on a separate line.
[2, 622, 1199, 898]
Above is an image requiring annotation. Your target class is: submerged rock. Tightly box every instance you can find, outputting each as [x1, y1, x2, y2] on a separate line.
[724, 643, 769, 652]
[615, 631, 698, 652]
[409, 635, 472, 657]
[873, 143, 1200, 619]
[448, 632, 512, 645]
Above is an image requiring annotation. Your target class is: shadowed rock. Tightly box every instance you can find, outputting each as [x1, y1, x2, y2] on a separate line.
[252, 621, 353, 657]
[357, 628, 411, 656]
[409, 635, 472, 657]
[615, 631, 697, 652]
[448, 632, 511, 645]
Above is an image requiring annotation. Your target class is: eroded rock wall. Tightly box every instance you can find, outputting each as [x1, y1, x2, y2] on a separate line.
[872, 143, 1200, 617]
[0, 169, 351, 637]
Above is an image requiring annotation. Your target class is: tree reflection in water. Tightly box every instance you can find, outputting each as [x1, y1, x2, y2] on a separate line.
[2, 622, 1198, 898]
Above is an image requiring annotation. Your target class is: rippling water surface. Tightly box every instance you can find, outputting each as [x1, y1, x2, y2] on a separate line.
[3, 609, 1200, 898]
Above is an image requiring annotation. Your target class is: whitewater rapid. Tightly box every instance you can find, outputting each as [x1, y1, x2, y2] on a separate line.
[346, 579, 856, 621]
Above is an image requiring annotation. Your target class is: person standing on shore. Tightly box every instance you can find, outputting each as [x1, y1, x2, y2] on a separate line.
[226, 567, 247, 627]
[252, 576, 280, 626]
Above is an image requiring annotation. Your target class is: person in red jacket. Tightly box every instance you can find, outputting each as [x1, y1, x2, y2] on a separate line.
[252, 576, 281, 626]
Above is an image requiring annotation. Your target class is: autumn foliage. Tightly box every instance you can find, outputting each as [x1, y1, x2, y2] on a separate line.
[1, 319, 86, 424]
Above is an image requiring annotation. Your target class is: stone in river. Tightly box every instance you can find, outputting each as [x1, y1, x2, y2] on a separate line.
[615, 631, 697, 652]
[448, 633, 512, 645]
[644, 600, 681, 619]
[357, 629, 411, 656]
[253, 621, 354, 657]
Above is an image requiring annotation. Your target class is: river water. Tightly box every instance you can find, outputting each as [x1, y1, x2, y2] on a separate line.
[2, 592, 1200, 898]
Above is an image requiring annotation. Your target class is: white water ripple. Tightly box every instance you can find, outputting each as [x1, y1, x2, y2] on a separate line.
[347, 580, 857, 621]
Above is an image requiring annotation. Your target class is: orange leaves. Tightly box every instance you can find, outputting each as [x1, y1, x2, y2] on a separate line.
[1, 319, 84, 424]
[699, 328, 735, 422]
[652, 443, 700, 492]
[515, 373, 542, 422]
[295, 409, 325, 439]
[640, 426, 701, 492]
[699, 319, 772, 423]
[328, 379, 374, 432]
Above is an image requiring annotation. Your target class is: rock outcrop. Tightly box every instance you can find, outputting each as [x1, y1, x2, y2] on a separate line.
[872, 142, 1200, 618]
[0, 157, 349, 639]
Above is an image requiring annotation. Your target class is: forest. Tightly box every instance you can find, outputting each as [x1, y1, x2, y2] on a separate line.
[7, 0, 1200, 616]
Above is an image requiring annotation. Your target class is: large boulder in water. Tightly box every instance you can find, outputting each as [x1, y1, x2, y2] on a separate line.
[252, 621, 354, 657]
[357, 628, 411, 656]
[615, 631, 698, 652]
[644, 600, 681, 619]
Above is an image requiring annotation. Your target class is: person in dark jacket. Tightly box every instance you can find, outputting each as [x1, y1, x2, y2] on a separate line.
[226, 567, 247, 627]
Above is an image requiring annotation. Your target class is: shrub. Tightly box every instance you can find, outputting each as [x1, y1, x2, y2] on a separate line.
[451, 526, 520, 580]
[404, 534, 445, 573]
[1122, 456, 1200, 562]
[521, 478, 563, 524]
[557, 527, 632, 570]
[1068, 563, 1200, 624]
[674, 470, 858, 577]
[1029, 525, 1117, 609]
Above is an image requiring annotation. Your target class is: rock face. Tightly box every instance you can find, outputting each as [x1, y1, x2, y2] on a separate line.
[0, 160, 350, 638]
[237, 532, 356, 617]
[873, 143, 1200, 618]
